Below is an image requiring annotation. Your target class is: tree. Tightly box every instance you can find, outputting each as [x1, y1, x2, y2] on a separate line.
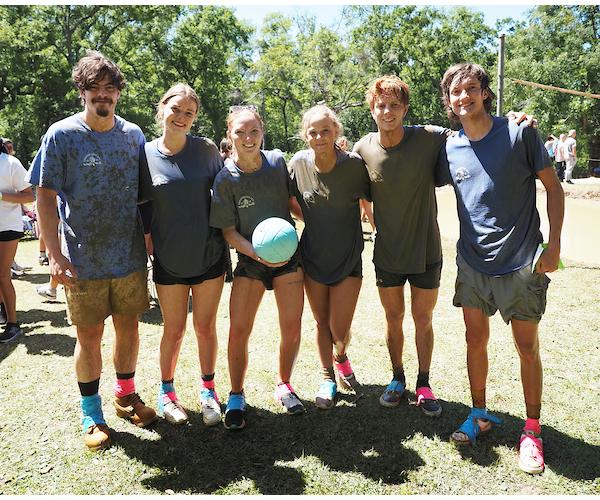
[503, 5, 600, 173]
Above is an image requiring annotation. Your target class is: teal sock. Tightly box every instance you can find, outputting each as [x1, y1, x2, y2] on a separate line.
[160, 380, 175, 395]
[81, 394, 105, 431]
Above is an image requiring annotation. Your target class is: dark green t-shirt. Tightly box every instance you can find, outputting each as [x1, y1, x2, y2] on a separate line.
[210, 150, 294, 242]
[353, 126, 447, 274]
[289, 149, 371, 285]
[139, 135, 226, 278]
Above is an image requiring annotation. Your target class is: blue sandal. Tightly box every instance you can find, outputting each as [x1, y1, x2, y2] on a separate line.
[452, 407, 502, 445]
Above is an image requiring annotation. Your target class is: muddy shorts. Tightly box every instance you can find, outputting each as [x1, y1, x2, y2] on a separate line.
[65, 268, 149, 326]
[453, 253, 550, 324]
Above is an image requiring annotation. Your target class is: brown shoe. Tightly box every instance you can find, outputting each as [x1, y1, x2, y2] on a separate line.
[114, 392, 158, 428]
[84, 424, 111, 451]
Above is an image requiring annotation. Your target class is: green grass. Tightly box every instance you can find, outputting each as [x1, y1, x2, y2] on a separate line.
[1, 233, 599, 495]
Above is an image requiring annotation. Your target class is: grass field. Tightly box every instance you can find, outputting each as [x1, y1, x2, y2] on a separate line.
[1, 228, 599, 495]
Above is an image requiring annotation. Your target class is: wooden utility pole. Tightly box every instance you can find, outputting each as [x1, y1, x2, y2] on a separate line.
[497, 33, 505, 116]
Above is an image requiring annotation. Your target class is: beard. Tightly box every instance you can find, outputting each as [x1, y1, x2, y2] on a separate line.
[95, 106, 110, 117]
[91, 98, 113, 117]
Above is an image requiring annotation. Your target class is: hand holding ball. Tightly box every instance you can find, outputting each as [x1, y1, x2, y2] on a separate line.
[252, 217, 298, 264]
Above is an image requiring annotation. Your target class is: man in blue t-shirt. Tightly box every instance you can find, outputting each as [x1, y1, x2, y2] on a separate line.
[437, 63, 564, 475]
[27, 51, 156, 451]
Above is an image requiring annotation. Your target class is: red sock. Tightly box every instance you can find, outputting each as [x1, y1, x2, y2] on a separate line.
[524, 418, 541, 434]
[114, 377, 135, 398]
[201, 378, 215, 390]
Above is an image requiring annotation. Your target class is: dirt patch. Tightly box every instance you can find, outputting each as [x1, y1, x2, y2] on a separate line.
[536, 179, 600, 201]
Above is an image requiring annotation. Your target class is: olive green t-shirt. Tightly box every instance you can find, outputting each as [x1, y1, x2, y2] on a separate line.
[353, 126, 447, 274]
[289, 149, 371, 285]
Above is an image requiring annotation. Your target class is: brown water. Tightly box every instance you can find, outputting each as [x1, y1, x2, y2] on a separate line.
[436, 187, 600, 266]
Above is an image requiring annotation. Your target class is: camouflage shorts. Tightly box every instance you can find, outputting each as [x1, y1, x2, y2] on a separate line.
[65, 268, 149, 326]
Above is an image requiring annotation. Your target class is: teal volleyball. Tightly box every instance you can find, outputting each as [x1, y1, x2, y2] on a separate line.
[252, 217, 298, 263]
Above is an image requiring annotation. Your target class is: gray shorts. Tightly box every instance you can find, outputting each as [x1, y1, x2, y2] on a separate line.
[453, 253, 550, 324]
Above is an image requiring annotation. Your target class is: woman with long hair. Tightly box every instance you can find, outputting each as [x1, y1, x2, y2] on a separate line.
[140, 83, 228, 426]
[288, 105, 370, 409]
[210, 106, 305, 430]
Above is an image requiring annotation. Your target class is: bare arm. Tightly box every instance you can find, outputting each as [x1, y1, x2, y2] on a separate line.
[359, 199, 375, 231]
[535, 167, 564, 273]
[222, 225, 287, 268]
[289, 196, 303, 221]
[36, 187, 78, 285]
[0, 187, 34, 204]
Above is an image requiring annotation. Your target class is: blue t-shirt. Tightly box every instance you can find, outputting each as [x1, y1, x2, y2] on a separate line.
[139, 136, 226, 277]
[27, 113, 147, 280]
[438, 116, 551, 275]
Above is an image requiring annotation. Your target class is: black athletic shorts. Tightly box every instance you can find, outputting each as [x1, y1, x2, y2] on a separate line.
[0, 230, 24, 242]
[375, 260, 442, 289]
[152, 250, 229, 286]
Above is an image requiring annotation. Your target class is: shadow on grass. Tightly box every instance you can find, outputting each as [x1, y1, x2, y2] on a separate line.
[0, 329, 75, 362]
[113, 385, 600, 494]
[11, 272, 51, 286]
[110, 384, 599, 494]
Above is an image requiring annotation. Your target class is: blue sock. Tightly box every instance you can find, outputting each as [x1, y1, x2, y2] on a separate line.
[160, 381, 175, 395]
[81, 394, 105, 431]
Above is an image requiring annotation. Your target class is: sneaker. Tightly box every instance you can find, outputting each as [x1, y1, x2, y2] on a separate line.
[224, 393, 246, 430]
[315, 379, 337, 410]
[334, 357, 362, 393]
[415, 386, 442, 417]
[518, 429, 545, 474]
[275, 383, 305, 415]
[200, 388, 222, 426]
[10, 267, 23, 278]
[39, 255, 49, 266]
[12, 261, 31, 272]
[566, 179, 574, 184]
[0, 303, 6, 326]
[0, 324, 22, 343]
[83, 423, 111, 451]
[114, 392, 158, 428]
[158, 393, 188, 425]
[37, 284, 57, 300]
[379, 379, 405, 408]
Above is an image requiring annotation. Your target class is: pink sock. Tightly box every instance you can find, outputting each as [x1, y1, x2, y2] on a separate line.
[335, 358, 353, 377]
[201, 378, 215, 390]
[524, 418, 541, 434]
[114, 377, 135, 398]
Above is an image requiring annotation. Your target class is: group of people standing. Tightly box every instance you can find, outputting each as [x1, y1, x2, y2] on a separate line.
[7, 51, 565, 477]
[545, 130, 577, 183]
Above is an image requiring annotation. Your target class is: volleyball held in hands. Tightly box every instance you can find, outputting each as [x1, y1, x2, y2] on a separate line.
[252, 217, 298, 263]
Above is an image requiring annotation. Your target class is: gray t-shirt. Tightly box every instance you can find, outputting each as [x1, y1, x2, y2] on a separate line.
[439, 116, 550, 275]
[139, 136, 226, 277]
[210, 150, 294, 242]
[289, 149, 370, 284]
[353, 126, 447, 274]
[27, 113, 146, 280]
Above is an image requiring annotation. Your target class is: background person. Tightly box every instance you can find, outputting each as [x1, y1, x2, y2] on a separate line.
[0, 138, 34, 342]
[210, 106, 305, 430]
[288, 105, 370, 409]
[554, 133, 566, 181]
[563, 129, 577, 184]
[139, 83, 228, 426]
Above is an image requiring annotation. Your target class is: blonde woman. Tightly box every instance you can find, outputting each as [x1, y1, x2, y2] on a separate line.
[210, 106, 305, 430]
[288, 105, 370, 409]
[140, 84, 228, 426]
